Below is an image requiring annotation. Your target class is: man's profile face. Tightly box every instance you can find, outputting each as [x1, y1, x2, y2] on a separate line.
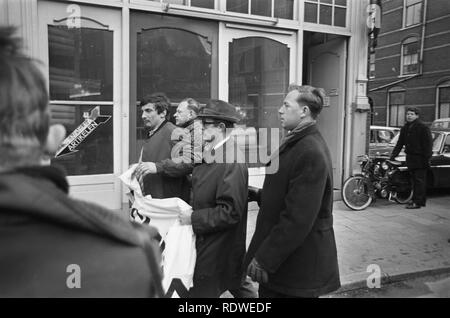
[141, 103, 165, 130]
[406, 111, 418, 123]
[279, 90, 306, 131]
[174, 101, 192, 126]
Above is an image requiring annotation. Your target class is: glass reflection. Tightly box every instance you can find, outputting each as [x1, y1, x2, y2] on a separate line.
[48, 26, 113, 101]
[229, 37, 289, 166]
[50, 105, 113, 175]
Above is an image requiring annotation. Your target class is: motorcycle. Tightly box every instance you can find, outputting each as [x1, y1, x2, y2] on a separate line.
[341, 155, 413, 211]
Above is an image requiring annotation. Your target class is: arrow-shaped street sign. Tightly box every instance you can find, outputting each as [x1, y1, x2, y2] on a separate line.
[55, 106, 111, 158]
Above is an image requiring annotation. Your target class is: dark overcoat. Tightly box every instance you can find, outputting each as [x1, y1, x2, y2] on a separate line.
[245, 124, 341, 297]
[141, 120, 190, 202]
[189, 139, 248, 297]
[391, 119, 433, 170]
[0, 166, 162, 297]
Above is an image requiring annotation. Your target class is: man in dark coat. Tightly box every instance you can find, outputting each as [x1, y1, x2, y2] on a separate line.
[178, 100, 249, 298]
[245, 85, 341, 298]
[390, 107, 433, 209]
[0, 27, 163, 297]
[134, 93, 190, 202]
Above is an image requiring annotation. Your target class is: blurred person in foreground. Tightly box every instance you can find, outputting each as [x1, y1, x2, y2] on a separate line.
[0, 27, 163, 297]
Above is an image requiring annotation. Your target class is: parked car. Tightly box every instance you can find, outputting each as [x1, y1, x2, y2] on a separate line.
[369, 125, 400, 157]
[431, 117, 450, 129]
[393, 128, 450, 188]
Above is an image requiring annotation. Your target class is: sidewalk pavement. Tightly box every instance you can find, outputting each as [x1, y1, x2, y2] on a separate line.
[247, 191, 450, 292]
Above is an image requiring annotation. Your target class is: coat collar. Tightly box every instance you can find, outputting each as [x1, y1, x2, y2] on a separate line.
[0, 165, 69, 193]
[279, 124, 319, 154]
[264, 124, 319, 167]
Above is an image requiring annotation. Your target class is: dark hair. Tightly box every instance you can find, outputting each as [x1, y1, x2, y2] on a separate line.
[0, 27, 50, 166]
[140, 92, 171, 119]
[406, 107, 420, 115]
[287, 84, 326, 119]
[181, 98, 200, 115]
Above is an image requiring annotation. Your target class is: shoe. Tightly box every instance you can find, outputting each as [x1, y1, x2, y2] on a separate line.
[406, 203, 421, 209]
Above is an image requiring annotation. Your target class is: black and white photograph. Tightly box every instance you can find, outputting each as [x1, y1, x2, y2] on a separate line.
[0, 0, 449, 302]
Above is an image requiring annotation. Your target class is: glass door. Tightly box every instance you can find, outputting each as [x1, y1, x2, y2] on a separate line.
[130, 12, 218, 164]
[38, 1, 122, 209]
[220, 24, 297, 171]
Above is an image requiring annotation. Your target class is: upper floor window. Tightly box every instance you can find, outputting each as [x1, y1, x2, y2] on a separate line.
[226, 0, 295, 19]
[404, 0, 422, 27]
[437, 81, 450, 119]
[304, 0, 347, 27]
[401, 37, 419, 75]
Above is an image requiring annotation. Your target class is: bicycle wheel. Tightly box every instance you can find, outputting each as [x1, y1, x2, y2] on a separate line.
[341, 175, 373, 211]
[391, 171, 414, 204]
[394, 189, 413, 204]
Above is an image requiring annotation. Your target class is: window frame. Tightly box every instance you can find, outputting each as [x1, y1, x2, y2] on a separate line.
[400, 36, 420, 76]
[303, 0, 348, 28]
[436, 80, 450, 119]
[387, 87, 406, 127]
[403, 0, 423, 28]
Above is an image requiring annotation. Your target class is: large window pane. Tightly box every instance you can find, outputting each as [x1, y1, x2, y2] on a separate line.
[229, 37, 289, 166]
[48, 26, 113, 101]
[227, 0, 249, 13]
[136, 28, 212, 150]
[251, 0, 271, 17]
[274, 0, 294, 19]
[334, 7, 346, 27]
[137, 28, 211, 103]
[50, 105, 113, 175]
[319, 4, 332, 25]
[335, 0, 347, 6]
[305, 3, 318, 23]
[191, 0, 214, 9]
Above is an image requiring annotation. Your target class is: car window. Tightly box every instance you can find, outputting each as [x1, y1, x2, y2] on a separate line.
[443, 135, 450, 153]
[378, 130, 394, 143]
[390, 133, 399, 145]
[432, 132, 444, 153]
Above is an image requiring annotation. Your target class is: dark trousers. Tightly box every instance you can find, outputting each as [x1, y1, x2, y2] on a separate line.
[410, 169, 427, 206]
[258, 285, 316, 298]
[188, 276, 222, 298]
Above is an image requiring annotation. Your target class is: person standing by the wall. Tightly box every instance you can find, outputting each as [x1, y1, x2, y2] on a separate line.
[390, 107, 433, 209]
[245, 85, 340, 298]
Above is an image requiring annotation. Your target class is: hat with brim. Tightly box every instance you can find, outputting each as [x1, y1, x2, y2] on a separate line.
[197, 99, 241, 124]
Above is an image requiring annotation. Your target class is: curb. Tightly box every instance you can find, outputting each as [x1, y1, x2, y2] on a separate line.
[331, 266, 450, 295]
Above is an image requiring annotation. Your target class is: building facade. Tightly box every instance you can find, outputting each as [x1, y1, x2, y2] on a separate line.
[369, 0, 450, 127]
[1, 0, 372, 209]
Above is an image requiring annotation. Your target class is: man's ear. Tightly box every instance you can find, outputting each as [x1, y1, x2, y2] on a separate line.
[44, 124, 66, 155]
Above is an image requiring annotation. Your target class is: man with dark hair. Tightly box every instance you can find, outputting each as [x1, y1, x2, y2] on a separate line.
[0, 27, 163, 297]
[140, 97, 203, 178]
[390, 107, 433, 209]
[178, 100, 249, 298]
[134, 93, 190, 202]
[245, 85, 340, 298]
